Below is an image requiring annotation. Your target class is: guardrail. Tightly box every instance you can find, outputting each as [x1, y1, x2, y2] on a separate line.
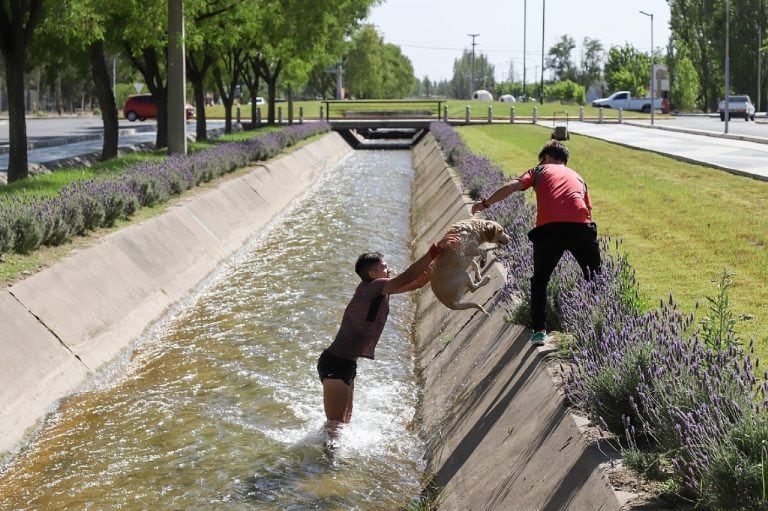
[322, 99, 446, 121]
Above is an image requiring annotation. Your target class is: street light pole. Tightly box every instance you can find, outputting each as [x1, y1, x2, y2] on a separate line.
[639, 10, 654, 125]
[725, 0, 730, 133]
[523, 0, 527, 100]
[468, 33, 480, 99]
[540, 0, 545, 105]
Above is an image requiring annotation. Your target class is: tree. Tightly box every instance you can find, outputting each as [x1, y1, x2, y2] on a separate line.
[185, 1, 241, 140]
[578, 37, 604, 89]
[450, 50, 494, 99]
[380, 43, 416, 98]
[666, 0, 767, 111]
[669, 48, 699, 111]
[0, 0, 44, 183]
[247, 0, 375, 123]
[546, 35, 577, 82]
[604, 44, 651, 96]
[344, 25, 384, 98]
[37, 1, 120, 162]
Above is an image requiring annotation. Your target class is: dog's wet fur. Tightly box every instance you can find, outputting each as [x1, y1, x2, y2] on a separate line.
[424, 218, 509, 315]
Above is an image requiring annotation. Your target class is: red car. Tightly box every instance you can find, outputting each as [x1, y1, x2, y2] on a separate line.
[123, 94, 195, 121]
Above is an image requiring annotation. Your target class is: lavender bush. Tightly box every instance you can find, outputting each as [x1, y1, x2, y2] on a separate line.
[0, 122, 330, 256]
[429, 122, 767, 509]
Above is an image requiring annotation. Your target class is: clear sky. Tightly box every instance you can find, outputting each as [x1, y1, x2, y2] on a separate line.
[366, 0, 671, 83]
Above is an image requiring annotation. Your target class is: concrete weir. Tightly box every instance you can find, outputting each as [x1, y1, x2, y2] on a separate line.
[0, 133, 352, 455]
[2, 130, 629, 509]
[410, 133, 628, 510]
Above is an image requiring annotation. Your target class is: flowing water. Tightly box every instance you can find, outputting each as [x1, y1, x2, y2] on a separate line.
[0, 150, 425, 510]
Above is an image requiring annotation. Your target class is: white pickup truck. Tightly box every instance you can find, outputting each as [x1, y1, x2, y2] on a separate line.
[591, 91, 664, 113]
[718, 95, 756, 121]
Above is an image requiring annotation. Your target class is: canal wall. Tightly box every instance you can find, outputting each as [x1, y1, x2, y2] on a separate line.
[410, 133, 633, 510]
[0, 133, 352, 456]
[2, 128, 637, 510]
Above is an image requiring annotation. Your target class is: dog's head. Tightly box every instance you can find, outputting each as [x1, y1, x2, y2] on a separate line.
[482, 220, 510, 245]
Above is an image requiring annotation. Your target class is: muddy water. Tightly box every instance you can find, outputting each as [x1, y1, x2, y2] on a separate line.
[0, 151, 425, 510]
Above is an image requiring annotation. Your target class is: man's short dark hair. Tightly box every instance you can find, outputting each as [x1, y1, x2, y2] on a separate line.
[538, 140, 569, 164]
[355, 252, 383, 281]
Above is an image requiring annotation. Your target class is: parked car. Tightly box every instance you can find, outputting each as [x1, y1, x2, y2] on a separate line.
[123, 94, 195, 121]
[718, 95, 756, 121]
[591, 91, 665, 113]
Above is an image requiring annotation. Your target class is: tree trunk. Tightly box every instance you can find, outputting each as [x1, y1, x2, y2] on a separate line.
[257, 59, 281, 125]
[187, 52, 212, 141]
[4, 53, 28, 183]
[89, 40, 119, 161]
[213, 60, 241, 135]
[125, 46, 168, 149]
[155, 88, 168, 149]
[266, 77, 278, 125]
[243, 56, 261, 128]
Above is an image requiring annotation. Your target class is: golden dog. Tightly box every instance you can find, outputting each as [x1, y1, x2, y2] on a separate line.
[413, 218, 509, 314]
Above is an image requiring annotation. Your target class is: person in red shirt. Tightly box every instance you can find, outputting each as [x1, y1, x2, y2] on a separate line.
[471, 140, 601, 346]
[318, 236, 454, 434]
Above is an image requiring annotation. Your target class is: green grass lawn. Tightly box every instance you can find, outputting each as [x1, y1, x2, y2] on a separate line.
[457, 124, 768, 357]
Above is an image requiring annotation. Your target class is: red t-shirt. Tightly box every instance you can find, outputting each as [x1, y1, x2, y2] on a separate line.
[518, 163, 592, 226]
[327, 278, 390, 360]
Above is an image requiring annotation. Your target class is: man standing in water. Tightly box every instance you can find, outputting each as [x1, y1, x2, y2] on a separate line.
[471, 140, 601, 346]
[317, 237, 453, 435]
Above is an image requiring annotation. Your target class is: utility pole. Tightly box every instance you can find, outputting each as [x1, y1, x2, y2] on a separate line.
[468, 33, 479, 98]
[540, 0, 545, 105]
[523, 0, 527, 100]
[758, 23, 763, 113]
[640, 10, 654, 125]
[167, 0, 187, 155]
[725, 0, 730, 133]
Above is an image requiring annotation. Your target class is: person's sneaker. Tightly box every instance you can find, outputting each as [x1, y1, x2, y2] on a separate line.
[530, 330, 547, 346]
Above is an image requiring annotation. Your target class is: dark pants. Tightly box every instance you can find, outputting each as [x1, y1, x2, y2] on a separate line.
[528, 222, 601, 331]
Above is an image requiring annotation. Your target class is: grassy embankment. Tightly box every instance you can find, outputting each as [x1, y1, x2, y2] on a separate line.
[0, 127, 293, 285]
[457, 124, 768, 360]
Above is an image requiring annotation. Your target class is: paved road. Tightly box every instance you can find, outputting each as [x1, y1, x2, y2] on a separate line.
[559, 119, 768, 181]
[2, 116, 768, 184]
[0, 118, 225, 183]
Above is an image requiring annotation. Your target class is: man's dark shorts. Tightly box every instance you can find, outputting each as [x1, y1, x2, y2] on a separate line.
[317, 349, 357, 386]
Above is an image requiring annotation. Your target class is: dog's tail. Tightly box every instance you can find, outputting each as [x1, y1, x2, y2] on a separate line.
[447, 301, 489, 315]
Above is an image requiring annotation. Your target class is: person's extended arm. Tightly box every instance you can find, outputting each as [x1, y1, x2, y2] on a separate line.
[470, 179, 525, 214]
[383, 236, 454, 295]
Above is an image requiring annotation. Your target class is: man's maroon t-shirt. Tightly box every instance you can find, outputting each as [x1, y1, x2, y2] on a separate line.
[326, 278, 390, 360]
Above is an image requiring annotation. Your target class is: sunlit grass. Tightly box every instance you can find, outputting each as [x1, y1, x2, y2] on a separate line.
[458, 124, 768, 357]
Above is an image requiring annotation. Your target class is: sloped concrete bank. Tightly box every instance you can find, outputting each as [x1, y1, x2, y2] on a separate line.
[0, 133, 352, 456]
[410, 133, 633, 510]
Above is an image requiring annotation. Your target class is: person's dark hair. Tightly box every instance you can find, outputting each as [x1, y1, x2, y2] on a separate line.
[538, 140, 569, 164]
[355, 252, 383, 281]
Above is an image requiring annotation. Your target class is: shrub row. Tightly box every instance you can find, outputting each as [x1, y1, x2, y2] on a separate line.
[0, 122, 330, 255]
[429, 121, 768, 510]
